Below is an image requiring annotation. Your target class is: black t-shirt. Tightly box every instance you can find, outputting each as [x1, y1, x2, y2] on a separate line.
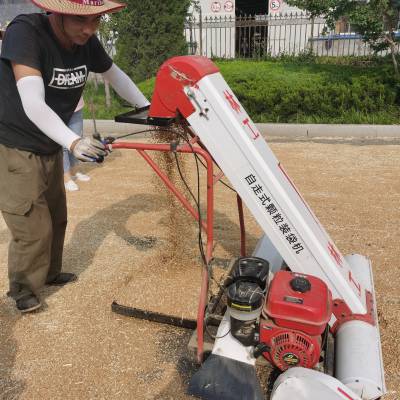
[0, 14, 112, 154]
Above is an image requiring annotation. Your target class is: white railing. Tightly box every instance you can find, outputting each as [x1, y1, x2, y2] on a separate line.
[184, 12, 400, 58]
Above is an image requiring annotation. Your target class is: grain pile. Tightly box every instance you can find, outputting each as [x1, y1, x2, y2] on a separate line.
[0, 137, 399, 399]
[115, 127, 204, 320]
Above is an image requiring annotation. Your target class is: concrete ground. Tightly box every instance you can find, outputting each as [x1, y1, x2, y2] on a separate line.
[0, 135, 399, 400]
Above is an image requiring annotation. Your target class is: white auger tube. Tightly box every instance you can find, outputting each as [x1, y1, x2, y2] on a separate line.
[334, 255, 386, 399]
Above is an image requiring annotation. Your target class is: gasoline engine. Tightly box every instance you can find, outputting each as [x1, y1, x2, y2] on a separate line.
[226, 257, 332, 371]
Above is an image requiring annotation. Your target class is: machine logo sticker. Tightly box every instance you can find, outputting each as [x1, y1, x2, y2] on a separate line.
[224, 90, 241, 113]
[49, 66, 88, 89]
[223, 90, 261, 140]
[328, 242, 342, 266]
[245, 173, 305, 255]
[242, 118, 260, 140]
[168, 65, 193, 84]
[284, 296, 304, 304]
[282, 352, 300, 366]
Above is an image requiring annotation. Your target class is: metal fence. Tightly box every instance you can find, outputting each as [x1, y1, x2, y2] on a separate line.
[184, 12, 399, 59]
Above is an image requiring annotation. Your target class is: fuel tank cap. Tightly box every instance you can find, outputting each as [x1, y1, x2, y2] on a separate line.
[290, 276, 311, 293]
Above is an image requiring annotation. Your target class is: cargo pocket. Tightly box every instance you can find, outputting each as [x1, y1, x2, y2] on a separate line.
[0, 145, 41, 216]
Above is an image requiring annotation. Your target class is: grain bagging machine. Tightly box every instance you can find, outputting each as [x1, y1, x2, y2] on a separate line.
[110, 56, 386, 400]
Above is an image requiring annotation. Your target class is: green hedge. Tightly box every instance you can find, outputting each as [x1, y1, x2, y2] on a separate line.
[218, 61, 399, 124]
[84, 60, 400, 124]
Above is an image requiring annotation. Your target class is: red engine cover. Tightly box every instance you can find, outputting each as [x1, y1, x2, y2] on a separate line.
[264, 271, 332, 336]
[259, 320, 321, 371]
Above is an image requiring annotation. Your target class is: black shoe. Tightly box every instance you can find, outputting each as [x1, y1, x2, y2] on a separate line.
[46, 272, 77, 286]
[16, 294, 41, 313]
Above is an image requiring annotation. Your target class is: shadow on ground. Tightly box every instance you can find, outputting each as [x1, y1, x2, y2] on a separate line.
[55, 190, 257, 295]
[40, 193, 163, 302]
[0, 229, 9, 245]
[0, 225, 25, 399]
[0, 299, 26, 400]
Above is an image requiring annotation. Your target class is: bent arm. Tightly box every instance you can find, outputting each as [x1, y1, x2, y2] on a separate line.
[102, 63, 150, 108]
[13, 63, 81, 151]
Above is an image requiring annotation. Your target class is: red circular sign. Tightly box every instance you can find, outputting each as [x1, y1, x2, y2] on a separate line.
[211, 1, 221, 12]
[224, 0, 233, 12]
[270, 0, 281, 12]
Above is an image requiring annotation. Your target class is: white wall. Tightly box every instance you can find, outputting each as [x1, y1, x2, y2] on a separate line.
[267, 0, 325, 56]
[269, 0, 300, 15]
[187, 0, 236, 58]
[198, 0, 235, 15]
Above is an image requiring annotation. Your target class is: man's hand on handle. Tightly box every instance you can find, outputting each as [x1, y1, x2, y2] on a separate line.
[70, 137, 108, 162]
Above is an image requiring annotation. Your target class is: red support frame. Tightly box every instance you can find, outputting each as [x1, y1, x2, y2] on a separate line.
[112, 140, 246, 363]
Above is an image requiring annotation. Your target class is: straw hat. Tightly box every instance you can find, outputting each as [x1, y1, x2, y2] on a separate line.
[31, 0, 126, 16]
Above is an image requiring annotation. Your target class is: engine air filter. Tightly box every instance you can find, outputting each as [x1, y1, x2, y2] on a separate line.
[231, 257, 270, 290]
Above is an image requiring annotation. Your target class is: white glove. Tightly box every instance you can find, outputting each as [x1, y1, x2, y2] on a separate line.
[71, 137, 108, 162]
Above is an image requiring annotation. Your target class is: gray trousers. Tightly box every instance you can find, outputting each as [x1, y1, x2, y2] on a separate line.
[0, 144, 67, 300]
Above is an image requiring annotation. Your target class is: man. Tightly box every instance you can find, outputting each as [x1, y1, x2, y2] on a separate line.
[0, 0, 150, 312]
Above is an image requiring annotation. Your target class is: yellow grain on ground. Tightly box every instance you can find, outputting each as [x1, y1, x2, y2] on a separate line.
[0, 137, 399, 399]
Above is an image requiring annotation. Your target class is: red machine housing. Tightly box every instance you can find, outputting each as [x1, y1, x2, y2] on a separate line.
[148, 56, 219, 120]
[260, 271, 332, 371]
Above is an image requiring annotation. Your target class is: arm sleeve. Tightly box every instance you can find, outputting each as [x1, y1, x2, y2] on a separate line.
[0, 19, 41, 70]
[102, 63, 150, 108]
[17, 76, 80, 150]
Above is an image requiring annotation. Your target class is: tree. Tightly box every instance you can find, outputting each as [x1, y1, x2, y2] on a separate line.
[286, 0, 400, 75]
[112, 0, 191, 83]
